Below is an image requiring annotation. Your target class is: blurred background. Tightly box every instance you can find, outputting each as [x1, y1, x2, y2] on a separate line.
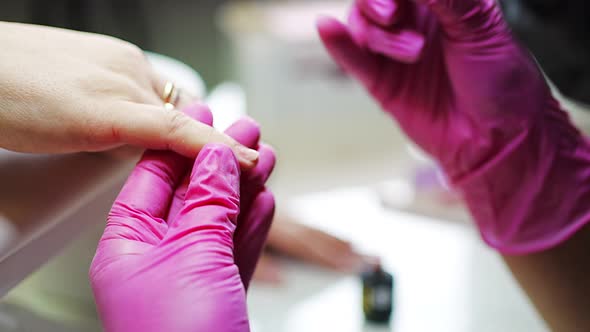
[0, 0, 587, 331]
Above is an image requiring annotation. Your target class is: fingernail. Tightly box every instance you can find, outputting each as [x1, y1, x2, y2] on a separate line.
[237, 145, 259, 162]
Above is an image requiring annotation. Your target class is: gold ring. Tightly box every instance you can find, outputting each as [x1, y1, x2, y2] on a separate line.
[162, 81, 179, 110]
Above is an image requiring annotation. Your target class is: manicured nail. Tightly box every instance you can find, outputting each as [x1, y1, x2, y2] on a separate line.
[237, 145, 259, 162]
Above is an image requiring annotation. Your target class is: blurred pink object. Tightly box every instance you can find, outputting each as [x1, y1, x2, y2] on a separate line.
[414, 165, 462, 205]
[317, 0, 590, 254]
[90, 104, 275, 331]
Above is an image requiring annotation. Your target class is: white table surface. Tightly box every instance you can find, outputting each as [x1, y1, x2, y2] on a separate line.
[248, 187, 549, 332]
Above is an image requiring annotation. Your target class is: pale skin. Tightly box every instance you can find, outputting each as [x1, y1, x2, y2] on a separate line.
[0, 21, 258, 167]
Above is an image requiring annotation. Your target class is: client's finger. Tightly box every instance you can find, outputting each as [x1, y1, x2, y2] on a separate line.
[111, 101, 259, 169]
[167, 117, 265, 221]
[102, 103, 213, 246]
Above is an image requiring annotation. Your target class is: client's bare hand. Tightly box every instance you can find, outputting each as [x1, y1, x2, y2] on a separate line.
[0, 22, 258, 167]
[254, 210, 369, 283]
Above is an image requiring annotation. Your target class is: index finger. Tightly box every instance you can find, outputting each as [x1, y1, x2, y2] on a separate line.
[112, 102, 260, 170]
[105, 104, 212, 244]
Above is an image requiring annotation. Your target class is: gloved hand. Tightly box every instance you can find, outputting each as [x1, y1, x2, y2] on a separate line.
[317, 0, 590, 254]
[90, 103, 275, 332]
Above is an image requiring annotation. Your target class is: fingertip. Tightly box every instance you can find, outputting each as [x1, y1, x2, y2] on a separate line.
[256, 190, 276, 219]
[259, 143, 276, 157]
[316, 14, 358, 56]
[244, 189, 276, 224]
[249, 190, 276, 233]
[181, 102, 213, 126]
[316, 15, 347, 40]
[235, 144, 260, 170]
[224, 116, 261, 148]
[257, 144, 277, 173]
[317, 12, 379, 89]
[244, 144, 276, 187]
[316, 15, 337, 29]
[238, 116, 261, 129]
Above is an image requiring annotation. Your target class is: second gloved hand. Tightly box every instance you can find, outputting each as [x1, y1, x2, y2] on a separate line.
[317, 0, 590, 253]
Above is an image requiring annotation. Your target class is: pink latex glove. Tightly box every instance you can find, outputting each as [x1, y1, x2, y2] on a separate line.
[317, 0, 590, 254]
[90, 104, 275, 332]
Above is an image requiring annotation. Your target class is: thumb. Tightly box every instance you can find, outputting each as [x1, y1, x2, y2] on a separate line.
[163, 143, 240, 248]
[316, 16, 380, 90]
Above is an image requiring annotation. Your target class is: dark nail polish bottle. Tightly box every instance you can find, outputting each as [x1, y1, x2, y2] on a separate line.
[362, 263, 394, 324]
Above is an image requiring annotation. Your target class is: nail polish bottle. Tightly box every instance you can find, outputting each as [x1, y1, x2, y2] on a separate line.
[362, 263, 394, 324]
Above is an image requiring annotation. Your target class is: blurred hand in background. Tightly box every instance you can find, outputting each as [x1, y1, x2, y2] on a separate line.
[254, 210, 368, 284]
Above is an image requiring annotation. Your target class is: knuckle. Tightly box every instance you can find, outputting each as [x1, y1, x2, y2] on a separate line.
[198, 125, 233, 153]
[84, 72, 143, 102]
[202, 123, 216, 144]
[101, 38, 150, 81]
[123, 42, 144, 59]
[112, 76, 145, 102]
[166, 111, 191, 139]
[113, 39, 145, 61]
[69, 113, 113, 150]
[96, 35, 140, 59]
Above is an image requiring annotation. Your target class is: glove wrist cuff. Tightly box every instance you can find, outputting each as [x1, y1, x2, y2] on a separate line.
[450, 107, 590, 254]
